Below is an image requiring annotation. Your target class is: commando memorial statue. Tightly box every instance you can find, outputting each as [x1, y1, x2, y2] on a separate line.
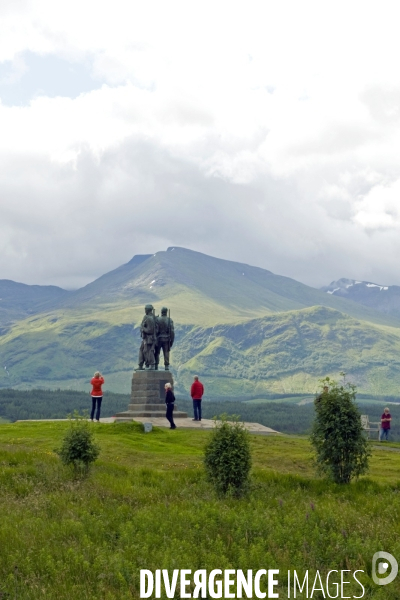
[137, 304, 174, 371]
[138, 304, 158, 370]
[155, 307, 174, 371]
[114, 303, 187, 420]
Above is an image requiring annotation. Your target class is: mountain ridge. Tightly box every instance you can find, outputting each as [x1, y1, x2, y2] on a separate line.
[321, 278, 400, 319]
[27, 246, 400, 327]
[2, 247, 399, 327]
[1, 247, 400, 397]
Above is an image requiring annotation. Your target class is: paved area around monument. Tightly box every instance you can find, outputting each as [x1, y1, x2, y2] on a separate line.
[16, 417, 280, 434]
[130, 416, 280, 435]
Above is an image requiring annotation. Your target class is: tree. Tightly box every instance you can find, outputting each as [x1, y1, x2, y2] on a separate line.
[56, 412, 100, 476]
[204, 414, 251, 496]
[310, 377, 370, 484]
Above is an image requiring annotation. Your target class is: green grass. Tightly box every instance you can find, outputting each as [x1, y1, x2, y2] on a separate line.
[1, 421, 400, 598]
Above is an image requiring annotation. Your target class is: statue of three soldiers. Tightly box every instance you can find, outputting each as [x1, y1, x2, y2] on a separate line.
[138, 304, 175, 371]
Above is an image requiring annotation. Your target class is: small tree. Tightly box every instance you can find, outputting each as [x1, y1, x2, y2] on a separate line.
[56, 412, 100, 476]
[310, 377, 370, 484]
[204, 414, 251, 497]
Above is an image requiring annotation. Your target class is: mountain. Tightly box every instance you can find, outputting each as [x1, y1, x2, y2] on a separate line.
[26, 247, 400, 326]
[1, 247, 400, 397]
[0, 279, 69, 329]
[321, 278, 400, 319]
[174, 305, 400, 397]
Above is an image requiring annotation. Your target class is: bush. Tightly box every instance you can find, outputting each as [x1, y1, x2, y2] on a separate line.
[310, 378, 370, 484]
[56, 412, 100, 475]
[204, 414, 251, 496]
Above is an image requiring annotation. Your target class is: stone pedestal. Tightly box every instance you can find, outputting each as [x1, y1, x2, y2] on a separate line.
[114, 370, 188, 421]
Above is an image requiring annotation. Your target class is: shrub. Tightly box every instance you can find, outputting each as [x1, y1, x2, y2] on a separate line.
[204, 414, 251, 496]
[310, 378, 370, 484]
[56, 412, 100, 475]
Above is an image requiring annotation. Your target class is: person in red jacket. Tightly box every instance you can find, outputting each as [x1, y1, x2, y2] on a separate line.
[90, 371, 104, 422]
[191, 375, 204, 422]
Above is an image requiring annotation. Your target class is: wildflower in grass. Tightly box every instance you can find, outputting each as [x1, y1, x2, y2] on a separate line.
[310, 377, 370, 484]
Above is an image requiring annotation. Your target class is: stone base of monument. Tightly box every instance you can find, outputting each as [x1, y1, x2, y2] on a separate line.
[114, 369, 188, 421]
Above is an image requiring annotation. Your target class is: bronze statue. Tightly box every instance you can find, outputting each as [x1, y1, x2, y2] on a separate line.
[155, 307, 174, 371]
[138, 304, 158, 370]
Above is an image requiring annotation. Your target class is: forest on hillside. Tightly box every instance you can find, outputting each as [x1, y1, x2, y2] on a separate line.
[1, 388, 399, 440]
[178, 398, 400, 440]
[0, 388, 129, 421]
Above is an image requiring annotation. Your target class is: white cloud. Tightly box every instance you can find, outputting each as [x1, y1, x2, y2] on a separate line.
[2, 1, 400, 288]
[353, 179, 400, 230]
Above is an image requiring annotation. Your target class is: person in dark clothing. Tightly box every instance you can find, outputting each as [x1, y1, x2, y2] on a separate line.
[191, 375, 204, 421]
[165, 382, 176, 429]
[90, 371, 104, 422]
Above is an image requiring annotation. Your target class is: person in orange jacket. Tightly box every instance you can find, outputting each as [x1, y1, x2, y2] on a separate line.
[191, 375, 204, 421]
[90, 371, 104, 422]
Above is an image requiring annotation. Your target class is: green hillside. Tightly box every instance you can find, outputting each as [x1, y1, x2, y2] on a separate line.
[40, 247, 400, 326]
[0, 279, 68, 327]
[1, 304, 400, 397]
[1, 247, 400, 396]
[174, 306, 400, 396]
[1, 420, 400, 598]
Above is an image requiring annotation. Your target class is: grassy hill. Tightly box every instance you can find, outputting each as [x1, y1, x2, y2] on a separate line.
[1, 247, 400, 396]
[175, 305, 400, 396]
[42, 247, 400, 327]
[0, 279, 69, 327]
[1, 420, 400, 598]
[2, 304, 400, 397]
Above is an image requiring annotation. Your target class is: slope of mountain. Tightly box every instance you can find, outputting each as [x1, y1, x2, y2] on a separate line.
[35, 247, 400, 327]
[1, 247, 400, 396]
[1, 304, 400, 397]
[0, 279, 69, 328]
[174, 305, 400, 397]
[321, 278, 400, 319]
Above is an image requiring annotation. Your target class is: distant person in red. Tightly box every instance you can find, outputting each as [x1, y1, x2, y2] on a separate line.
[191, 375, 204, 422]
[380, 407, 391, 441]
[90, 371, 104, 422]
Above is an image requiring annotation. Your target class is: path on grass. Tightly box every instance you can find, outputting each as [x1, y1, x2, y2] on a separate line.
[373, 444, 400, 452]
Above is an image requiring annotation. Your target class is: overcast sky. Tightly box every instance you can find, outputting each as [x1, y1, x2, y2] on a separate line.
[1, 1, 400, 289]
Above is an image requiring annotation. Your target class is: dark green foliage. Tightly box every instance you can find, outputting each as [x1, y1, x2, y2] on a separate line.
[0, 388, 129, 421]
[179, 397, 316, 435]
[204, 414, 251, 496]
[56, 412, 100, 475]
[179, 396, 400, 439]
[310, 378, 371, 484]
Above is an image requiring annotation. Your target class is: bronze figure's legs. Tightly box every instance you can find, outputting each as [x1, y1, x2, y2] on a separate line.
[162, 342, 170, 370]
[154, 344, 161, 370]
[138, 342, 145, 370]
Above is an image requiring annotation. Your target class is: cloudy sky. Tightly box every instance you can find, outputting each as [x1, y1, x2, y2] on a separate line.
[1, 1, 400, 289]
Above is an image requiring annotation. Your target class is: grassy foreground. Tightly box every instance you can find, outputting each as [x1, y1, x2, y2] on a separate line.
[1, 422, 400, 599]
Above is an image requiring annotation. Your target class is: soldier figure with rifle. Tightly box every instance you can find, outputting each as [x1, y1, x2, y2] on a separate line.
[155, 307, 174, 371]
[138, 304, 158, 370]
